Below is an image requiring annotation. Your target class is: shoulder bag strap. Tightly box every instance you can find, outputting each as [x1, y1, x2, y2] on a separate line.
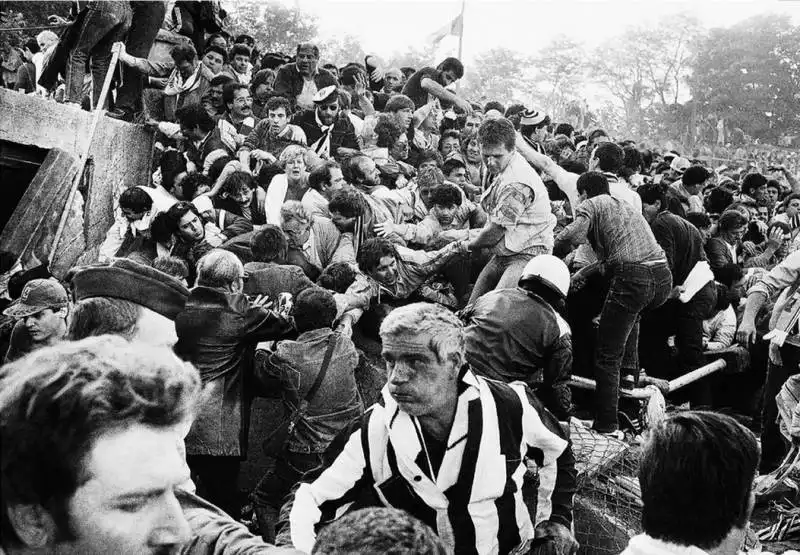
[302, 333, 338, 407]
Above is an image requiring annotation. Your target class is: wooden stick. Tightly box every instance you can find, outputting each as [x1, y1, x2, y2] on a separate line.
[50, 46, 121, 268]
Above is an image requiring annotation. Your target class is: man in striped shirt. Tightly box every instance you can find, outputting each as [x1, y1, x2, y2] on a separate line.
[286, 303, 577, 555]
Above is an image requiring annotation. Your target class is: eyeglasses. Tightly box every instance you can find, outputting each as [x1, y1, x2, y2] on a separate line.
[234, 96, 252, 104]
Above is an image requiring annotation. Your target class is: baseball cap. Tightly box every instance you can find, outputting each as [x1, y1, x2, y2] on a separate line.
[3, 278, 68, 319]
[670, 156, 691, 173]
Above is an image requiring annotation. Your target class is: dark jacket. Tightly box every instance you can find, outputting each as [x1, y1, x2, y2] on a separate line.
[243, 261, 315, 300]
[292, 110, 360, 162]
[705, 235, 738, 275]
[176, 286, 291, 457]
[254, 328, 363, 454]
[650, 210, 707, 285]
[462, 287, 573, 420]
[273, 63, 337, 111]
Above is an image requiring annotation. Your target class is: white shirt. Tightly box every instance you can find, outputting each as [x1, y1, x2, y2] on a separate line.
[296, 78, 318, 111]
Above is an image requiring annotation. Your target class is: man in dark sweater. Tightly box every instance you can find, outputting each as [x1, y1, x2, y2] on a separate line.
[637, 183, 717, 381]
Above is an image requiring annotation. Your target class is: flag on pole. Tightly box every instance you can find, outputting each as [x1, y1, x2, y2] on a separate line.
[428, 13, 464, 45]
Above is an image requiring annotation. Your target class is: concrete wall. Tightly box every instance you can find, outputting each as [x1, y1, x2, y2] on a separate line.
[0, 88, 154, 276]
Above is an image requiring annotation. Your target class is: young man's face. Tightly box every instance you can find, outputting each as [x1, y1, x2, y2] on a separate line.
[201, 51, 224, 74]
[253, 81, 273, 102]
[175, 59, 196, 81]
[325, 168, 347, 195]
[440, 137, 460, 157]
[766, 186, 780, 205]
[232, 54, 249, 74]
[369, 255, 398, 286]
[55, 424, 192, 554]
[432, 203, 458, 226]
[295, 46, 318, 77]
[446, 167, 468, 187]
[317, 99, 340, 127]
[358, 158, 381, 187]
[208, 84, 224, 108]
[390, 135, 409, 161]
[418, 160, 438, 173]
[419, 185, 438, 209]
[121, 208, 147, 223]
[268, 106, 289, 135]
[384, 71, 403, 92]
[177, 211, 204, 243]
[179, 124, 205, 143]
[757, 206, 769, 222]
[464, 115, 482, 134]
[481, 143, 513, 175]
[228, 88, 252, 119]
[209, 36, 228, 50]
[439, 69, 459, 87]
[226, 185, 251, 207]
[22, 308, 64, 343]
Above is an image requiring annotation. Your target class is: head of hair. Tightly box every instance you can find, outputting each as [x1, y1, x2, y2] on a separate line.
[164, 201, 202, 237]
[685, 212, 712, 231]
[441, 157, 466, 177]
[555, 123, 574, 137]
[280, 200, 312, 228]
[417, 166, 445, 190]
[230, 44, 251, 61]
[196, 250, 243, 289]
[176, 103, 216, 133]
[266, 95, 291, 115]
[766, 179, 782, 193]
[220, 171, 255, 198]
[180, 172, 211, 201]
[430, 182, 462, 208]
[278, 144, 308, 170]
[592, 142, 624, 174]
[783, 192, 800, 210]
[683, 165, 711, 187]
[342, 154, 371, 185]
[292, 287, 337, 333]
[317, 262, 356, 294]
[439, 129, 460, 148]
[384, 94, 415, 113]
[209, 74, 234, 88]
[170, 43, 197, 65]
[717, 210, 748, 233]
[160, 150, 187, 190]
[24, 37, 39, 55]
[222, 82, 249, 106]
[339, 65, 366, 87]
[308, 161, 341, 192]
[296, 42, 320, 58]
[742, 173, 768, 197]
[152, 256, 189, 281]
[203, 44, 228, 63]
[560, 160, 587, 174]
[639, 410, 759, 549]
[374, 115, 404, 149]
[577, 171, 610, 198]
[637, 182, 667, 210]
[587, 128, 608, 145]
[251, 68, 275, 91]
[250, 225, 288, 263]
[483, 101, 505, 114]
[437, 57, 464, 79]
[713, 283, 731, 312]
[234, 34, 254, 46]
[714, 263, 744, 288]
[329, 188, 365, 218]
[622, 145, 643, 174]
[0, 336, 200, 545]
[36, 30, 58, 46]
[119, 187, 153, 213]
[312, 507, 448, 555]
[67, 297, 142, 340]
[478, 117, 515, 150]
[768, 220, 791, 236]
[357, 238, 398, 274]
[380, 302, 464, 366]
[416, 150, 443, 169]
[705, 188, 734, 215]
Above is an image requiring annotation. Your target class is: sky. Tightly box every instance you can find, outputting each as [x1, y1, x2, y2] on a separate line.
[279, 0, 800, 62]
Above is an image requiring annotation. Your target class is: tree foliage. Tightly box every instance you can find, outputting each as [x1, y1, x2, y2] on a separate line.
[530, 36, 587, 123]
[225, 0, 318, 56]
[689, 13, 800, 142]
[460, 47, 531, 106]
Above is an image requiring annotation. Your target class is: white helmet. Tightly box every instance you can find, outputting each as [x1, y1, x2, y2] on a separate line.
[519, 254, 570, 298]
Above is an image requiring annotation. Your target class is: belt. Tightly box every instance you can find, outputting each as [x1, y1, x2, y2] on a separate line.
[641, 259, 668, 266]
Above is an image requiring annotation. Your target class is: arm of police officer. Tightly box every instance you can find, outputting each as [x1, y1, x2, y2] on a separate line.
[288, 416, 374, 553]
[518, 387, 578, 553]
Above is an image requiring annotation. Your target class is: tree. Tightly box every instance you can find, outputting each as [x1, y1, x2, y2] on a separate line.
[689, 13, 800, 142]
[225, 0, 318, 56]
[530, 35, 587, 122]
[460, 47, 531, 106]
[0, 1, 70, 47]
[386, 43, 440, 72]
[317, 34, 365, 66]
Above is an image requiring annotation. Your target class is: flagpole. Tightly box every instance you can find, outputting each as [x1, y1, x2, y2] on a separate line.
[456, 0, 465, 92]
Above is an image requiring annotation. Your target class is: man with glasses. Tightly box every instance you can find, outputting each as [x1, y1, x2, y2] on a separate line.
[292, 86, 360, 162]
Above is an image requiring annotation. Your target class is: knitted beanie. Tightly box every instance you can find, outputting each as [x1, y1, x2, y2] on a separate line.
[72, 258, 189, 320]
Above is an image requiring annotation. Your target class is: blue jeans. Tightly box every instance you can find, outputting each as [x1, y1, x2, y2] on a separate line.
[65, 0, 131, 106]
[594, 261, 672, 432]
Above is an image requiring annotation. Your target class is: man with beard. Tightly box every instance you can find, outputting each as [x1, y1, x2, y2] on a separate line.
[293, 86, 360, 162]
[239, 96, 308, 172]
[273, 42, 337, 112]
[218, 83, 256, 151]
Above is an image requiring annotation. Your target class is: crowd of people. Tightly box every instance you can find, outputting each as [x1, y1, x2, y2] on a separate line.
[3, 2, 800, 554]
